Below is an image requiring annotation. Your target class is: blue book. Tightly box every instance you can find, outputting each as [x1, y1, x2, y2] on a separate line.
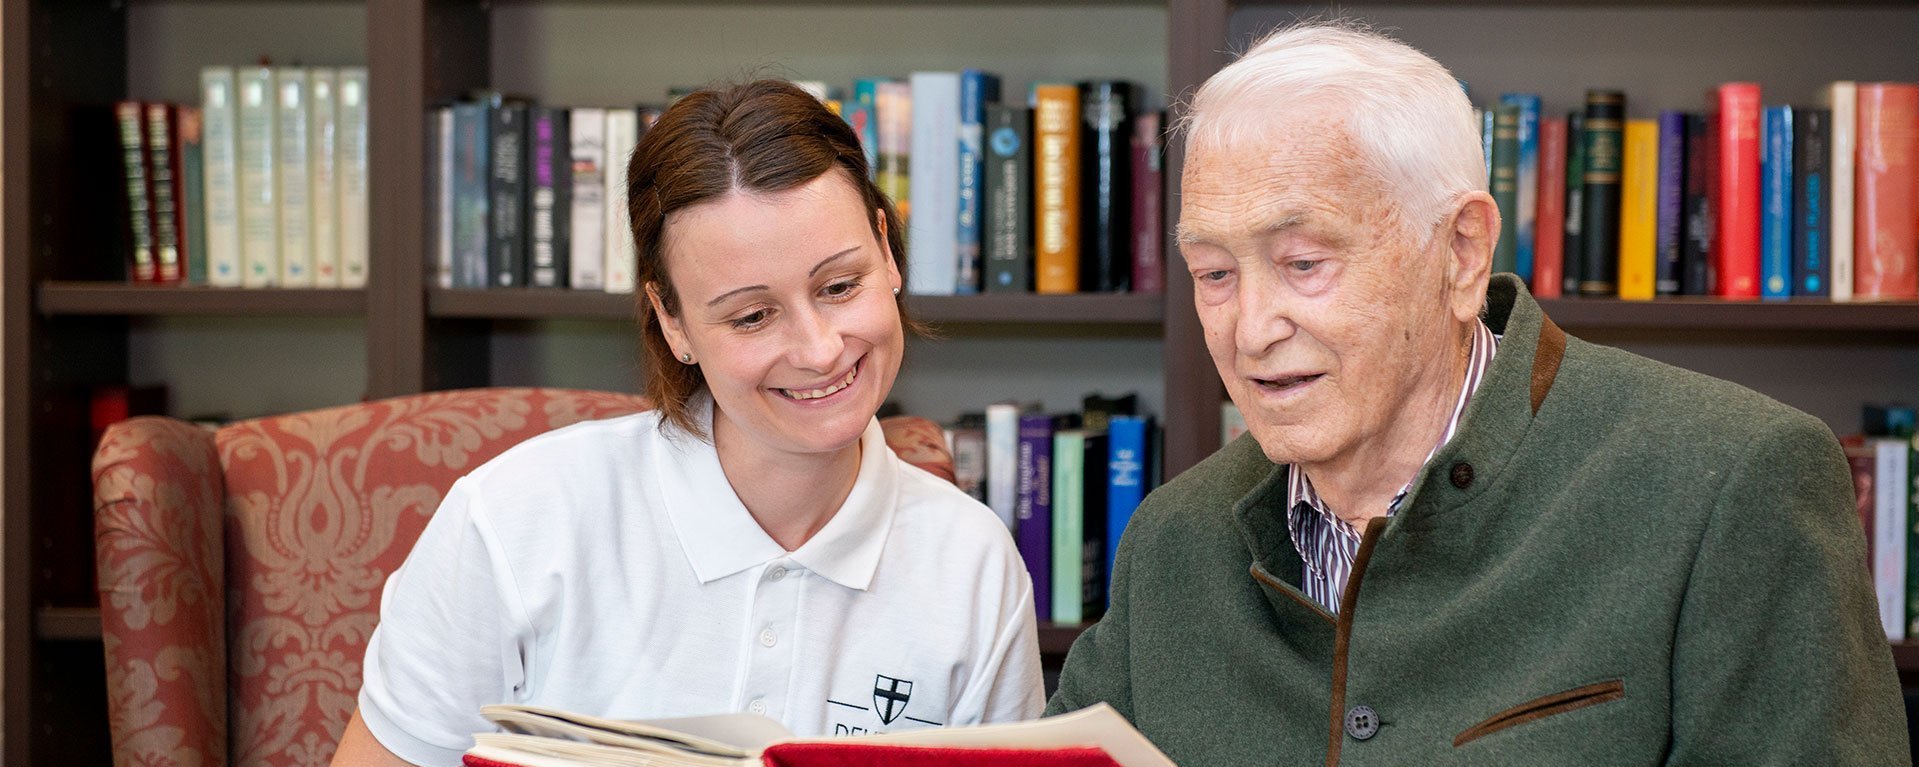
[1655, 111, 1688, 295]
[1480, 109, 1495, 188]
[850, 79, 883, 181]
[1793, 108, 1832, 297]
[1015, 412, 1056, 621]
[1761, 106, 1793, 300]
[451, 100, 492, 289]
[956, 69, 1002, 295]
[1105, 415, 1152, 588]
[1500, 93, 1541, 283]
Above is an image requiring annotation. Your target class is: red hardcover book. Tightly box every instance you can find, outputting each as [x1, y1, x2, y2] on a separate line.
[1853, 82, 1919, 300]
[1532, 117, 1567, 298]
[1714, 83, 1762, 298]
[1129, 111, 1164, 295]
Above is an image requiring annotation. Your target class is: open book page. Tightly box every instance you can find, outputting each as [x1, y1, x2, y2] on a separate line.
[784, 705, 1174, 767]
[468, 733, 748, 767]
[481, 705, 793, 757]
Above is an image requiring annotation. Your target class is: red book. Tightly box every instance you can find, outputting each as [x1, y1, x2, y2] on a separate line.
[1714, 83, 1762, 298]
[764, 744, 1122, 766]
[1532, 117, 1567, 298]
[1853, 82, 1919, 300]
[1129, 112, 1164, 295]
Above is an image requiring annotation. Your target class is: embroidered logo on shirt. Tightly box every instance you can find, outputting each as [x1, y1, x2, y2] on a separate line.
[827, 673, 944, 734]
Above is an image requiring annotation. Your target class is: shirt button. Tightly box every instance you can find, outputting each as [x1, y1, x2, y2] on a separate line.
[1345, 705, 1380, 741]
[769, 566, 787, 581]
[759, 628, 778, 648]
[749, 699, 767, 715]
[1449, 462, 1475, 489]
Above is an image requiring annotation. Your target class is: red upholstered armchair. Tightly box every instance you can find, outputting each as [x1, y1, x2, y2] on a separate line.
[91, 388, 955, 767]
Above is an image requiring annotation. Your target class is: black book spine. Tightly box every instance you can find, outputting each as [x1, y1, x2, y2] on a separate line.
[1081, 431, 1109, 622]
[1079, 81, 1135, 293]
[1578, 90, 1625, 296]
[1681, 113, 1713, 295]
[489, 100, 528, 288]
[1792, 108, 1830, 297]
[1562, 112, 1585, 296]
[984, 104, 1033, 293]
[530, 106, 571, 288]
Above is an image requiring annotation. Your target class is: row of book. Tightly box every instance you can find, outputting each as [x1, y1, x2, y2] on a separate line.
[118, 66, 371, 288]
[1853, 404, 1919, 641]
[1479, 81, 1918, 301]
[943, 395, 1158, 625]
[846, 74, 1165, 297]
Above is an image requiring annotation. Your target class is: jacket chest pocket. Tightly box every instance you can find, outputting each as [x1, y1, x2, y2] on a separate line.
[1453, 679, 1626, 748]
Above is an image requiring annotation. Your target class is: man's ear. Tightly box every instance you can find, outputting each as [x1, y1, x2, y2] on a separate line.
[646, 282, 692, 360]
[1445, 192, 1499, 323]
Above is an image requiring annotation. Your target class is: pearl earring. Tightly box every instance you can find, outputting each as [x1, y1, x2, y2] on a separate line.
[892, 287, 901, 296]
[680, 353, 692, 364]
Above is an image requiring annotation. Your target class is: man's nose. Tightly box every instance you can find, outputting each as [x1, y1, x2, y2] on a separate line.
[1235, 269, 1297, 356]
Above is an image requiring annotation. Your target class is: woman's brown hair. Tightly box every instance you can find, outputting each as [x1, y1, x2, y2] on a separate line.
[627, 79, 912, 439]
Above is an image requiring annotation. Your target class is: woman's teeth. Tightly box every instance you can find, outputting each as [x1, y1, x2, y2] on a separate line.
[780, 367, 857, 400]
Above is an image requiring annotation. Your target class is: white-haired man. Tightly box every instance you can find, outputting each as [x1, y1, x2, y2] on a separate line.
[1047, 21, 1907, 765]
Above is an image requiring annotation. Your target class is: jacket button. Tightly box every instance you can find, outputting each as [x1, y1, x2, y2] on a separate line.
[1344, 705, 1379, 741]
[1449, 462, 1475, 489]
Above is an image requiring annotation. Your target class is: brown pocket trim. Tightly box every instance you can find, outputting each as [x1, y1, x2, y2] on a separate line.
[1452, 679, 1625, 748]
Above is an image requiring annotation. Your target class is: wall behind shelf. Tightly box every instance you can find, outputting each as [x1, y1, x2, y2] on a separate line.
[128, 1, 368, 104]
[129, 318, 368, 420]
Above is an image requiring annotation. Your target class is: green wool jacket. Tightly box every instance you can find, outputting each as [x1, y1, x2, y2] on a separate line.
[1048, 275, 1909, 766]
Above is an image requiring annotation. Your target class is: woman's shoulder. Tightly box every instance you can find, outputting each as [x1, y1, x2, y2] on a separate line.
[464, 410, 665, 485]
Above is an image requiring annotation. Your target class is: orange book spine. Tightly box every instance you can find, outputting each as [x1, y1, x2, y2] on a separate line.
[1033, 84, 1081, 294]
[1617, 119, 1660, 300]
[1532, 117, 1567, 298]
[1714, 83, 1762, 298]
[1853, 82, 1919, 300]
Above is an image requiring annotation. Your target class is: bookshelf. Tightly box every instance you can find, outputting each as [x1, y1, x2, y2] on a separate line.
[3, 0, 1916, 764]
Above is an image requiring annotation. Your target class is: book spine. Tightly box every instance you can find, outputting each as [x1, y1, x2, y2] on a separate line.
[308, 69, 340, 288]
[1793, 108, 1832, 298]
[1105, 416, 1149, 585]
[1654, 111, 1687, 295]
[1617, 119, 1659, 301]
[1908, 433, 1919, 638]
[1715, 83, 1763, 298]
[200, 68, 243, 287]
[952, 426, 987, 502]
[180, 107, 208, 285]
[602, 109, 639, 294]
[490, 100, 528, 288]
[276, 67, 312, 288]
[116, 101, 156, 283]
[1079, 80, 1134, 293]
[1130, 111, 1164, 295]
[984, 105, 1033, 293]
[1501, 93, 1541, 284]
[1489, 104, 1520, 276]
[1761, 106, 1794, 300]
[1681, 113, 1714, 296]
[907, 71, 961, 296]
[568, 107, 607, 291]
[1532, 116, 1566, 298]
[145, 103, 186, 285]
[452, 101, 491, 289]
[1480, 108, 1494, 188]
[955, 70, 1000, 295]
[875, 80, 911, 219]
[1050, 430, 1085, 625]
[1080, 431, 1108, 621]
[1015, 414, 1055, 622]
[1876, 440, 1910, 640]
[336, 67, 369, 288]
[850, 79, 882, 181]
[429, 107, 453, 289]
[1579, 90, 1624, 296]
[237, 67, 278, 287]
[1033, 83, 1081, 294]
[1562, 112, 1585, 296]
[1853, 83, 1919, 300]
[1827, 82, 1857, 302]
[530, 107, 571, 288]
[984, 403, 1020, 530]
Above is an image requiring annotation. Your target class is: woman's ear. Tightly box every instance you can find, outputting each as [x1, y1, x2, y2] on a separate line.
[646, 282, 693, 362]
[875, 208, 902, 292]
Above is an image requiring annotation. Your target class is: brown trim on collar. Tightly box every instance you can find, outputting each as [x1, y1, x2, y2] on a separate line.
[1324, 517, 1387, 766]
[1250, 563, 1336, 624]
[1530, 316, 1567, 416]
[1453, 679, 1626, 748]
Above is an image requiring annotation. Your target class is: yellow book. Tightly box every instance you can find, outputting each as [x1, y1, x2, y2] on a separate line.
[1616, 119, 1659, 300]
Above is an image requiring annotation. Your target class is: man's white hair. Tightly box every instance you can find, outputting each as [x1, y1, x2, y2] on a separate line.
[1182, 19, 1484, 243]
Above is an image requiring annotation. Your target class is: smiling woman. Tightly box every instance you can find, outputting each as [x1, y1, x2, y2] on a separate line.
[330, 80, 1042, 767]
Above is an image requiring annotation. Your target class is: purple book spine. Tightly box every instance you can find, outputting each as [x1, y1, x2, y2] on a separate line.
[1655, 110, 1688, 295]
[1015, 413, 1054, 621]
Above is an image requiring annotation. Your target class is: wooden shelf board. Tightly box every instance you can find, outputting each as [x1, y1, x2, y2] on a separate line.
[429, 289, 1164, 326]
[38, 283, 366, 317]
[1537, 297, 1919, 333]
[35, 607, 100, 642]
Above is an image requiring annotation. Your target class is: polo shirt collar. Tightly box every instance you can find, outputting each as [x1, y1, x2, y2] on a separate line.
[654, 395, 897, 590]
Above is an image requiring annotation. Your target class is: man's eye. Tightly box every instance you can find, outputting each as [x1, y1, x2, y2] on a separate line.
[1289, 260, 1320, 272]
[1199, 270, 1231, 283]
[731, 310, 770, 329]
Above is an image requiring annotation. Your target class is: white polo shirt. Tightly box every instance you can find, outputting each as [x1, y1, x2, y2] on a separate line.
[358, 401, 1043, 767]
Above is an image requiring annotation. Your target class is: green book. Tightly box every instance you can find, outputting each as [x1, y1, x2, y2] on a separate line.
[1052, 428, 1109, 625]
[1490, 103, 1521, 276]
[182, 109, 208, 285]
[1579, 89, 1626, 296]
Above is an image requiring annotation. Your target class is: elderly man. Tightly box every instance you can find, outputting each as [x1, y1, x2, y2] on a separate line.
[1047, 21, 1907, 766]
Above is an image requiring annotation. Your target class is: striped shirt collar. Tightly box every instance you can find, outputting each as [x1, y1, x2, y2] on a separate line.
[1284, 319, 1500, 614]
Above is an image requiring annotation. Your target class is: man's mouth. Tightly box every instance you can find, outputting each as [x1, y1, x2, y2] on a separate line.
[1255, 373, 1322, 392]
[777, 359, 861, 401]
